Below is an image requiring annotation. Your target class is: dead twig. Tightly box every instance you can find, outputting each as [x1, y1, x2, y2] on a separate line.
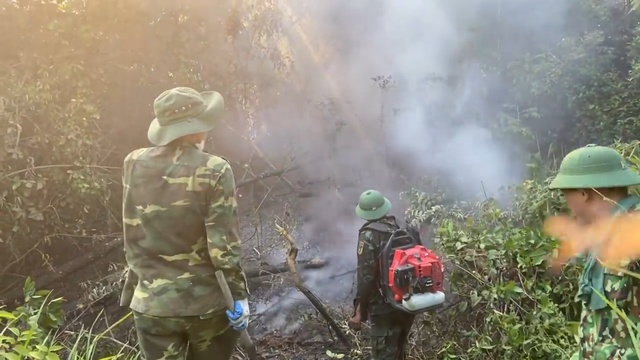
[252, 149, 298, 193]
[236, 165, 301, 188]
[275, 222, 351, 349]
[245, 258, 328, 279]
[225, 124, 299, 192]
[0, 164, 120, 181]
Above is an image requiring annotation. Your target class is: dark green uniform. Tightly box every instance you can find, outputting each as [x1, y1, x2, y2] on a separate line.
[356, 216, 415, 360]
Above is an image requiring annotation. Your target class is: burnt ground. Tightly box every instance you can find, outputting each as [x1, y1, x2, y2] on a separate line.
[11, 178, 371, 360]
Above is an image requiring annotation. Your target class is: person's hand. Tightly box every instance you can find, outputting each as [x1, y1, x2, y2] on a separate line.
[348, 313, 362, 331]
[348, 302, 362, 331]
[226, 298, 250, 331]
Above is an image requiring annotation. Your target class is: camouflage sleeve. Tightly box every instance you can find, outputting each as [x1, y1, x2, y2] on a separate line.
[602, 260, 639, 305]
[205, 160, 249, 299]
[356, 230, 377, 313]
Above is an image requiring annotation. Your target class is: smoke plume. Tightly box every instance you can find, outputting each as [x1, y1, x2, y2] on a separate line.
[248, 0, 574, 327]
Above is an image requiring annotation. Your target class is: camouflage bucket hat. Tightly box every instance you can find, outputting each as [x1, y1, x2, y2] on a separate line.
[355, 189, 392, 221]
[549, 144, 640, 190]
[147, 87, 225, 146]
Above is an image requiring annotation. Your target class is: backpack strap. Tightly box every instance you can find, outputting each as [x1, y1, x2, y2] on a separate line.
[358, 220, 397, 304]
[359, 221, 397, 234]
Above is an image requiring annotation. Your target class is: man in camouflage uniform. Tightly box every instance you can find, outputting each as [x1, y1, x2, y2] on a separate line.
[348, 189, 415, 360]
[120, 87, 250, 360]
[549, 144, 640, 360]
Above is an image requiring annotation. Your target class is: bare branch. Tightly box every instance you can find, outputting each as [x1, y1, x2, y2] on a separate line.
[236, 165, 301, 188]
[0, 164, 120, 181]
[275, 222, 351, 348]
[245, 258, 328, 278]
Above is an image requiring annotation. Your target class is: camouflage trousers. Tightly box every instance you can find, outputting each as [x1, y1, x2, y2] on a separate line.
[132, 310, 240, 360]
[569, 307, 640, 360]
[570, 345, 639, 360]
[369, 312, 415, 360]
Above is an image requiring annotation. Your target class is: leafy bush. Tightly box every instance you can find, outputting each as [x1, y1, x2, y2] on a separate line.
[0, 277, 65, 360]
[0, 278, 136, 360]
[403, 141, 640, 359]
[0, 0, 290, 297]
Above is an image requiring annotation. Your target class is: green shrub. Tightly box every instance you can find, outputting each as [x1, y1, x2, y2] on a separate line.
[0, 278, 137, 360]
[403, 140, 640, 359]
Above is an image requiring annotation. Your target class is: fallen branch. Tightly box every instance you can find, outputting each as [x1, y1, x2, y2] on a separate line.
[3, 251, 328, 308]
[1, 236, 124, 306]
[245, 258, 327, 278]
[275, 223, 351, 348]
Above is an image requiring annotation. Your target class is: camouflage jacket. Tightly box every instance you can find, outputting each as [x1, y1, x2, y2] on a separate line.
[120, 143, 249, 317]
[574, 196, 640, 360]
[574, 262, 640, 360]
[356, 216, 399, 318]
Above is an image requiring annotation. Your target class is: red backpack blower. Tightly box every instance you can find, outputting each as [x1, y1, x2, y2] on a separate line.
[364, 223, 446, 314]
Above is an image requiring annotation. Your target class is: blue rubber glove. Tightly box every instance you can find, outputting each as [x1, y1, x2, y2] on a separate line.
[225, 298, 249, 331]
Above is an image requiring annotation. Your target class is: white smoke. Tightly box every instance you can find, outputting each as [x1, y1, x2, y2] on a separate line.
[247, 0, 574, 324]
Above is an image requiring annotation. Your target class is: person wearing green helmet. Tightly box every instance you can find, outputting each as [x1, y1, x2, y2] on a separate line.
[549, 144, 640, 360]
[348, 189, 415, 360]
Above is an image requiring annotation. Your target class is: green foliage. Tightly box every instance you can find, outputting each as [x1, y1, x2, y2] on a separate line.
[435, 197, 578, 359]
[0, 0, 291, 350]
[502, 0, 640, 149]
[405, 183, 575, 358]
[0, 278, 137, 360]
[0, 278, 65, 360]
[0, 0, 290, 295]
[404, 142, 640, 359]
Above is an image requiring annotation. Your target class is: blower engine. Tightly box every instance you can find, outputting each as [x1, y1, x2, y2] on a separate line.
[378, 228, 445, 314]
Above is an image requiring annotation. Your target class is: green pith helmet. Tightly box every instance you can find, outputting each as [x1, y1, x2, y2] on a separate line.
[549, 144, 640, 190]
[355, 189, 392, 221]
